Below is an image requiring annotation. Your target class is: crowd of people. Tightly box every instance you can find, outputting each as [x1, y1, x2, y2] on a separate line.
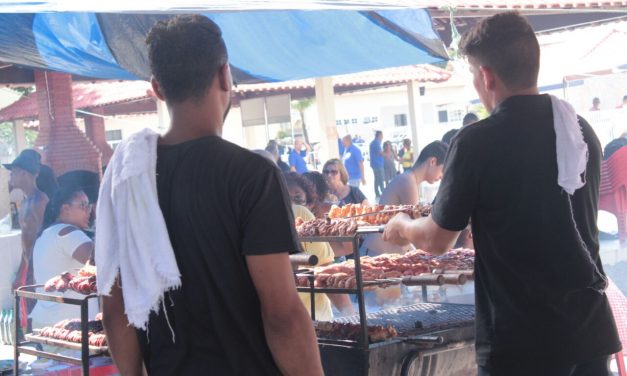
[3, 11, 624, 376]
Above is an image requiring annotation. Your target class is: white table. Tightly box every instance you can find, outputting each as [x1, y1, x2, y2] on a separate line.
[0, 230, 22, 310]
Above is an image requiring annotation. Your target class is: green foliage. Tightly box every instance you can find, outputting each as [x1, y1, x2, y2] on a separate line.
[0, 122, 13, 145]
[25, 129, 38, 147]
[0, 122, 38, 149]
[471, 104, 489, 120]
[12, 86, 34, 97]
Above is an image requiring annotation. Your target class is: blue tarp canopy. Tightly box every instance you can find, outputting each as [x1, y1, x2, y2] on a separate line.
[0, 10, 448, 83]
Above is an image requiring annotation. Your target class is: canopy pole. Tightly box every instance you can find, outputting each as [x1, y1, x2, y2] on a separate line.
[12, 119, 26, 154]
[407, 80, 424, 164]
[315, 77, 339, 164]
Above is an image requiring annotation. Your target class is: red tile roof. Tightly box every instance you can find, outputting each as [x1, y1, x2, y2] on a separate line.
[0, 65, 451, 121]
[0, 80, 153, 122]
[234, 64, 451, 94]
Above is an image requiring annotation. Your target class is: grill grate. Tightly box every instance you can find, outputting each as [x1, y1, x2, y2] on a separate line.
[334, 303, 475, 337]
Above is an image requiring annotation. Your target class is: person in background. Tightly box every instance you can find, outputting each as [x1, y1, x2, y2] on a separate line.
[31, 186, 96, 328]
[384, 12, 620, 375]
[284, 173, 355, 318]
[289, 137, 310, 174]
[337, 137, 345, 155]
[302, 171, 335, 219]
[360, 141, 448, 257]
[378, 141, 447, 207]
[323, 159, 368, 207]
[3, 150, 48, 296]
[442, 113, 479, 145]
[265, 141, 290, 173]
[603, 131, 627, 160]
[462, 112, 479, 126]
[36, 165, 58, 201]
[382, 141, 398, 186]
[98, 15, 322, 376]
[369, 131, 385, 198]
[398, 138, 413, 172]
[590, 97, 601, 111]
[341, 135, 365, 187]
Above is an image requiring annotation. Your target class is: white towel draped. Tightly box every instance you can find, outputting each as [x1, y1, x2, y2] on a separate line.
[95, 128, 181, 330]
[550, 95, 588, 195]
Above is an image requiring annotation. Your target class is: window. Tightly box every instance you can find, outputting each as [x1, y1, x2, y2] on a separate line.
[394, 114, 407, 127]
[438, 110, 448, 123]
[448, 109, 464, 122]
[351, 118, 358, 124]
[336, 120, 342, 126]
[371, 116, 378, 123]
[343, 119, 350, 125]
[363, 117, 371, 124]
[105, 129, 122, 141]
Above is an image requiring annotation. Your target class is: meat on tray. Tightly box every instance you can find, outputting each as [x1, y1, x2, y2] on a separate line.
[37, 315, 107, 347]
[328, 203, 432, 223]
[44, 269, 97, 295]
[295, 249, 474, 288]
[315, 321, 398, 343]
[295, 204, 432, 237]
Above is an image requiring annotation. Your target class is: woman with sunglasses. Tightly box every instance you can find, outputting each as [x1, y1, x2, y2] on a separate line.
[322, 159, 368, 207]
[31, 186, 96, 328]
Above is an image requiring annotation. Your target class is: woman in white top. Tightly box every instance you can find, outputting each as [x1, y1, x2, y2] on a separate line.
[31, 186, 96, 328]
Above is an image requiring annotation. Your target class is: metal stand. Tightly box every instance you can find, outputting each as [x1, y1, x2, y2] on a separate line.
[13, 285, 104, 376]
[297, 228, 378, 349]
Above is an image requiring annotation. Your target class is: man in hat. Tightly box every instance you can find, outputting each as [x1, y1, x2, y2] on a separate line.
[3, 149, 48, 292]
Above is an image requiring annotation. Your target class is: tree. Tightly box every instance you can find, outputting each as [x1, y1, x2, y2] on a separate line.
[292, 98, 314, 145]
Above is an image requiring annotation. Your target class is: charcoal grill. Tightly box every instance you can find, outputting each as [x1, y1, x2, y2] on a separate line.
[297, 229, 477, 375]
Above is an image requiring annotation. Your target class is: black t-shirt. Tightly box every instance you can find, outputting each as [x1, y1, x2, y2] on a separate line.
[339, 185, 367, 206]
[137, 136, 299, 375]
[432, 95, 621, 367]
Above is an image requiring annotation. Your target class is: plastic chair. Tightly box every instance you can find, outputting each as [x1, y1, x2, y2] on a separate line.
[599, 146, 627, 242]
[606, 279, 627, 376]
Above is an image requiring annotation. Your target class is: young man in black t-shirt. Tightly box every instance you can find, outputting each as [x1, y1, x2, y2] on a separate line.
[384, 12, 621, 375]
[100, 15, 323, 376]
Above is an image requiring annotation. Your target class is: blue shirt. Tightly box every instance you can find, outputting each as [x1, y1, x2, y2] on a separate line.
[289, 149, 308, 173]
[342, 144, 363, 180]
[369, 139, 384, 168]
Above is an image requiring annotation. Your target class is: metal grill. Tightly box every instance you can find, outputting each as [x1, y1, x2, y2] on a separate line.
[334, 303, 475, 337]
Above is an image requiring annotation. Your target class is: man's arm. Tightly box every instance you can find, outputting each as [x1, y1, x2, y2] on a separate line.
[383, 213, 459, 255]
[101, 279, 145, 376]
[247, 253, 323, 376]
[359, 160, 366, 185]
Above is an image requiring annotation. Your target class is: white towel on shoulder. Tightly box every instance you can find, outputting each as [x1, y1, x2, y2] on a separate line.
[96, 128, 181, 330]
[550, 95, 588, 195]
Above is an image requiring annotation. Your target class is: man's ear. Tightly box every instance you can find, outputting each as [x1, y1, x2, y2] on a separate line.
[479, 66, 496, 91]
[150, 77, 166, 101]
[429, 157, 437, 166]
[218, 63, 232, 92]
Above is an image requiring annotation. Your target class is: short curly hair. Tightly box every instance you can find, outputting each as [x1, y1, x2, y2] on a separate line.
[284, 172, 318, 206]
[459, 11, 539, 91]
[146, 15, 228, 103]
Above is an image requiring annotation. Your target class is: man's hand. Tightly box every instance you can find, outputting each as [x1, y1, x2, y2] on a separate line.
[383, 213, 412, 246]
[384, 214, 461, 256]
